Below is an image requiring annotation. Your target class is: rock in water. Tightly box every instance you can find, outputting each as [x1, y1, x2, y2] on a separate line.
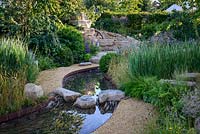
[98, 89, 125, 104]
[52, 87, 81, 102]
[24, 83, 44, 100]
[74, 95, 96, 109]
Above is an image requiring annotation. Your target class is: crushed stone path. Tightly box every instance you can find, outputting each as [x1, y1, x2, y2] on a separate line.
[94, 98, 157, 134]
[36, 64, 99, 95]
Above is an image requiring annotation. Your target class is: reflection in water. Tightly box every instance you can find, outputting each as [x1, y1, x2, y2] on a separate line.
[0, 106, 84, 134]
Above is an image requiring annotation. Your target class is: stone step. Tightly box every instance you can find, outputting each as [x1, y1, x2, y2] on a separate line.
[176, 73, 200, 82]
[99, 39, 115, 46]
[100, 46, 118, 51]
[160, 79, 197, 88]
[83, 28, 95, 36]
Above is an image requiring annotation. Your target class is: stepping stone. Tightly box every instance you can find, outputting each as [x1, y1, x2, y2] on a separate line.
[98, 89, 125, 104]
[79, 62, 92, 66]
[74, 95, 96, 109]
[52, 87, 81, 102]
[176, 73, 200, 81]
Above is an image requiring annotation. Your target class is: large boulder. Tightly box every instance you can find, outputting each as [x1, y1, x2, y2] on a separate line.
[52, 87, 81, 102]
[98, 89, 125, 104]
[74, 95, 96, 109]
[24, 83, 44, 100]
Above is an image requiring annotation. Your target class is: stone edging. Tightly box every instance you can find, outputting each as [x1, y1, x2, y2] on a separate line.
[62, 66, 99, 86]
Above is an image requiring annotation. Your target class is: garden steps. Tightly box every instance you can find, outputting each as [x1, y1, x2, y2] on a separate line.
[160, 79, 197, 88]
[83, 28, 140, 51]
[176, 73, 200, 82]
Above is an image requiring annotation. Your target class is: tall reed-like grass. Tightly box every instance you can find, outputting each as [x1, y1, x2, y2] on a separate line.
[0, 38, 38, 115]
[0, 70, 26, 115]
[128, 43, 200, 79]
[0, 38, 38, 82]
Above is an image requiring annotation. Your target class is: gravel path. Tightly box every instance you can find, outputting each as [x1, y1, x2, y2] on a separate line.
[36, 64, 99, 95]
[94, 98, 156, 134]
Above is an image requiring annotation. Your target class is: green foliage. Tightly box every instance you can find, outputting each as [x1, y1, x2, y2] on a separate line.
[128, 43, 200, 79]
[94, 11, 200, 40]
[0, 0, 84, 37]
[120, 77, 187, 112]
[84, 53, 92, 61]
[0, 38, 39, 115]
[37, 55, 56, 71]
[52, 46, 74, 67]
[145, 113, 196, 134]
[57, 25, 85, 63]
[28, 31, 59, 56]
[0, 38, 38, 82]
[89, 44, 99, 55]
[99, 53, 118, 73]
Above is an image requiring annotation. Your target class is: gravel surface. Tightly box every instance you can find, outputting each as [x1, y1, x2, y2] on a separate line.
[36, 64, 99, 95]
[94, 98, 157, 134]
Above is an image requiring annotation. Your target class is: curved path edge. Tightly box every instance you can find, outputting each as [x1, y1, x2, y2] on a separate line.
[36, 64, 99, 95]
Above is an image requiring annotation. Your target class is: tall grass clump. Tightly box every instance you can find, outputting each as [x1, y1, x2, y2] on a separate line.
[129, 43, 200, 79]
[0, 70, 26, 115]
[0, 38, 38, 82]
[0, 38, 38, 115]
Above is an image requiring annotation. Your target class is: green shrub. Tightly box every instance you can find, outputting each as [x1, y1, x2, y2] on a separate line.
[57, 25, 85, 63]
[37, 55, 56, 71]
[120, 76, 188, 112]
[0, 38, 39, 82]
[128, 43, 200, 79]
[52, 46, 74, 67]
[84, 53, 92, 62]
[89, 44, 99, 55]
[28, 32, 59, 56]
[99, 53, 118, 73]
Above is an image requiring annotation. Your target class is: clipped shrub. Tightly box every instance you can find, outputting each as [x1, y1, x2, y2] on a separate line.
[52, 46, 74, 67]
[57, 25, 85, 63]
[99, 53, 118, 73]
[0, 38, 38, 82]
[37, 55, 56, 71]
